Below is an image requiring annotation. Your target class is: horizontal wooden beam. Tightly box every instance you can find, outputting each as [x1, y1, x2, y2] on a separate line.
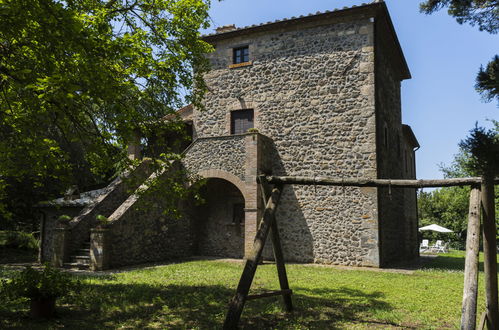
[264, 176, 499, 188]
[246, 289, 293, 301]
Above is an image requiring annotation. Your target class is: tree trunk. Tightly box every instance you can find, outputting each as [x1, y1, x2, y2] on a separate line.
[461, 187, 481, 330]
[481, 174, 498, 329]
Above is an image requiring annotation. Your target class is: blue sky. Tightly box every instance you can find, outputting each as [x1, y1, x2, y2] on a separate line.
[203, 0, 498, 179]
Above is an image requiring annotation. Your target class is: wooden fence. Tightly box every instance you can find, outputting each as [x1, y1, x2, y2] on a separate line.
[223, 175, 498, 330]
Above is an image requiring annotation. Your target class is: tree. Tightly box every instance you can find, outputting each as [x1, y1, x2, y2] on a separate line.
[459, 123, 499, 176]
[420, 0, 499, 103]
[0, 0, 213, 226]
[420, 0, 498, 33]
[419, 122, 499, 248]
[418, 186, 470, 248]
[476, 55, 499, 103]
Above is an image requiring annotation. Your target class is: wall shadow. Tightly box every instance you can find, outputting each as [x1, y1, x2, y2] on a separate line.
[265, 140, 314, 262]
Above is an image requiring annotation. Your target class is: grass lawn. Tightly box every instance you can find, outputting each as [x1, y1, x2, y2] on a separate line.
[0, 250, 495, 329]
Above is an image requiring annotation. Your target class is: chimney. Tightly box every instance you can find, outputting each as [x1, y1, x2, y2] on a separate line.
[215, 24, 237, 34]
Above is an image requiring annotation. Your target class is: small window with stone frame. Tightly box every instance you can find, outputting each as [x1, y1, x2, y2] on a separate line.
[232, 203, 245, 225]
[233, 46, 249, 64]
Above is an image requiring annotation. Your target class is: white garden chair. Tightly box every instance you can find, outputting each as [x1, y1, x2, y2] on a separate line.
[420, 239, 429, 252]
[432, 240, 447, 253]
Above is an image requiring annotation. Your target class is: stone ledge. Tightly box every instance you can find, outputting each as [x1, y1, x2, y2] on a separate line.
[229, 61, 253, 69]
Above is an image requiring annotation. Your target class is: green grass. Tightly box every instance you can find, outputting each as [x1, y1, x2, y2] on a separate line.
[0, 252, 496, 329]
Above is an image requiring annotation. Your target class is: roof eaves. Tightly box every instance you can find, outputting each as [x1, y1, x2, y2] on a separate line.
[402, 124, 420, 149]
[202, 2, 380, 42]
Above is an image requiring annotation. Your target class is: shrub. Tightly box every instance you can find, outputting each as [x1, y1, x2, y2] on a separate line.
[0, 264, 79, 301]
[0, 231, 39, 250]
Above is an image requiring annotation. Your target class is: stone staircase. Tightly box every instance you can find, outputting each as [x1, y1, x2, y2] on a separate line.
[64, 240, 91, 270]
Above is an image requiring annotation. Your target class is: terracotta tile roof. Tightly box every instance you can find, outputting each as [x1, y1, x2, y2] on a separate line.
[161, 104, 193, 121]
[203, 2, 376, 39]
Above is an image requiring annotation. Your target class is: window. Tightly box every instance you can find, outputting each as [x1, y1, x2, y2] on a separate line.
[404, 150, 409, 174]
[383, 125, 389, 148]
[231, 109, 254, 134]
[397, 134, 401, 156]
[233, 46, 249, 64]
[232, 203, 245, 224]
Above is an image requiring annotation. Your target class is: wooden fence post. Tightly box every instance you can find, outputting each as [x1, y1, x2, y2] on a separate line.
[461, 186, 481, 330]
[481, 174, 498, 329]
[259, 175, 293, 312]
[223, 185, 283, 329]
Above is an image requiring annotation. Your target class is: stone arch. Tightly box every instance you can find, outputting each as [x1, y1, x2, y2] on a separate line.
[188, 170, 248, 259]
[196, 169, 248, 202]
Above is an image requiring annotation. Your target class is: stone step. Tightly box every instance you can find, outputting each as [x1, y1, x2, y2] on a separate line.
[76, 248, 91, 256]
[63, 262, 90, 270]
[70, 255, 91, 265]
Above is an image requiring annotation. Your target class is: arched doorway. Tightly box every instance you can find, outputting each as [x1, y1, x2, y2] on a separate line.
[191, 178, 246, 258]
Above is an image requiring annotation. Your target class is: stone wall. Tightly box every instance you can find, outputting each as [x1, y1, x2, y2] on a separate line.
[402, 135, 419, 260]
[374, 20, 418, 265]
[183, 135, 247, 181]
[106, 165, 194, 268]
[199, 18, 380, 266]
[39, 206, 83, 263]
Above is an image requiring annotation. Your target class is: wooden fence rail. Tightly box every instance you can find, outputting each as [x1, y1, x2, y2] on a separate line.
[266, 176, 499, 188]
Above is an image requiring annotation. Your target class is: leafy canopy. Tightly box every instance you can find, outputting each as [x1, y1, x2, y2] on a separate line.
[0, 0, 213, 219]
[420, 0, 498, 33]
[420, 0, 499, 104]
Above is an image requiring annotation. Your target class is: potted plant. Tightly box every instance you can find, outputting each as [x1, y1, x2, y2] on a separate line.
[95, 214, 110, 228]
[0, 264, 79, 318]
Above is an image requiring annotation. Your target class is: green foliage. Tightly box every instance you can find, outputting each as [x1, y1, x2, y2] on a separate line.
[440, 121, 499, 177]
[0, 264, 79, 300]
[0, 0, 213, 222]
[133, 158, 206, 219]
[96, 214, 109, 226]
[0, 231, 38, 250]
[476, 55, 499, 103]
[57, 214, 72, 224]
[459, 123, 499, 176]
[419, 0, 498, 33]
[418, 187, 470, 246]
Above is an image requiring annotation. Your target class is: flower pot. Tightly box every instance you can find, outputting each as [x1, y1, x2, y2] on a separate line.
[30, 297, 56, 318]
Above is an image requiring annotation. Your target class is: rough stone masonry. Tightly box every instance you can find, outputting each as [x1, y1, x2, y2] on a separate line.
[186, 2, 419, 267]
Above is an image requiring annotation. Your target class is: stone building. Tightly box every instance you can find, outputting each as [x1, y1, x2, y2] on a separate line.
[40, 1, 419, 270]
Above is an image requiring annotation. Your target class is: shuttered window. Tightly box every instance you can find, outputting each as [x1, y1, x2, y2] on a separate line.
[231, 109, 254, 134]
[233, 46, 249, 64]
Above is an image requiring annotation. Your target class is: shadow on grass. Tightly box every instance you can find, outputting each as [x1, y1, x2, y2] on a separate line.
[0, 281, 396, 329]
[0, 248, 37, 265]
